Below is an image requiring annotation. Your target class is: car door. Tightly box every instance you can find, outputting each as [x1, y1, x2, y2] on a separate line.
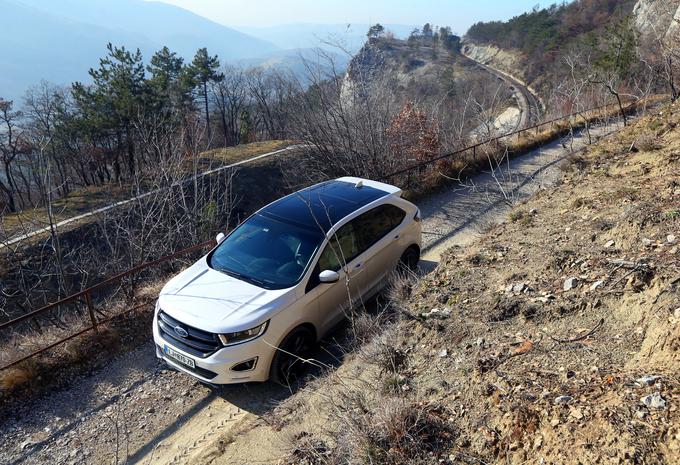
[305, 220, 365, 332]
[351, 204, 407, 297]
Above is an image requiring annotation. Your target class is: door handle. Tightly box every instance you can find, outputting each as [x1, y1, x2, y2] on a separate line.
[394, 234, 400, 240]
[355, 263, 362, 268]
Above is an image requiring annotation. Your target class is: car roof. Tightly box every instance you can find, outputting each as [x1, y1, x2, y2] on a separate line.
[259, 178, 392, 233]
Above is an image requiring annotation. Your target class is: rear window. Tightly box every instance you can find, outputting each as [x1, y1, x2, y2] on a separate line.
[353, 204, 406, 250]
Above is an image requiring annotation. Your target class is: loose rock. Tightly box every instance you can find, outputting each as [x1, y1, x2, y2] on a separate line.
[640, 392, 666, 409]
[563, 277, 579, 291]
[589, 280, 604, 291]
[636, 375, 662, 386]
[554, 395, 574, 405]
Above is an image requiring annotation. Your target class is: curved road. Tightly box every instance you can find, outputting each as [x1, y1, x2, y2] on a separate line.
[461, 49, 543, 130]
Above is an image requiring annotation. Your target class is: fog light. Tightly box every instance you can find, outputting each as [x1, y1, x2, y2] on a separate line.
[231, 357, 258, 372]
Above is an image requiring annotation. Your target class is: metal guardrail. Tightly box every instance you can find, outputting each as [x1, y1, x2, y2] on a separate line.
[0, 98, 639, 372]
[378, 100, 636, 184]
[0, 240, 214, 371]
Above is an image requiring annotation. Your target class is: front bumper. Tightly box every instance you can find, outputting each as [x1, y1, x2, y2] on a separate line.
[152, 314, 274, 384]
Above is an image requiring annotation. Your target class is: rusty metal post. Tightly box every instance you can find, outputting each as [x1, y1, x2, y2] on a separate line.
[85, 291, 98, 333]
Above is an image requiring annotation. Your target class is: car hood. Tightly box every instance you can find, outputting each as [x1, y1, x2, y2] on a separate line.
[158, 257, 295, 333]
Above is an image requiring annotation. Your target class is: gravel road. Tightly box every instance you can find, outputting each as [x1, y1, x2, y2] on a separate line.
[0, 118, 628, 465]
[419, 118, 625, 264]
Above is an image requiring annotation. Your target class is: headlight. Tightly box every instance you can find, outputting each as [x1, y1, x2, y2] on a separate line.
[218, 321, 269, 346]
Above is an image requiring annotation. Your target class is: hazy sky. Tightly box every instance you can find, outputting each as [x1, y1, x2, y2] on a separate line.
[152, 0, 546, 33]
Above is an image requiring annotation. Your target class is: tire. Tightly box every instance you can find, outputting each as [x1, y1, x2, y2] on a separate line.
[269, 326, 315, 386]
[398, 246, 420, 273]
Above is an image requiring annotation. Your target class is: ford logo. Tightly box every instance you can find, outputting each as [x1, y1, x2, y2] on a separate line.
[174, 325, 189, 338]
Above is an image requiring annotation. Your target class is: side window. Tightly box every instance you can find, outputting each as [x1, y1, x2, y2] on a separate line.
[384, 204, 406, 229]
[353, 204, 407, 252]
[317, 222, 360, 272]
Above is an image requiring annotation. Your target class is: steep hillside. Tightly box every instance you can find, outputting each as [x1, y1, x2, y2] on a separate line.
[464, 0, 637, 95]
[341, 37, 516, 139]
[197, 104, 680, 464]
[634, 0, 680, 44]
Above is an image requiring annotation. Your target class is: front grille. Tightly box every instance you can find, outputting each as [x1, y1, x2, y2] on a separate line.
[157, 310, 222, 358]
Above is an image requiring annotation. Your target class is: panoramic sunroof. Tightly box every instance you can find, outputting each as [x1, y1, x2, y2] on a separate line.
[260, 180, 387, 231]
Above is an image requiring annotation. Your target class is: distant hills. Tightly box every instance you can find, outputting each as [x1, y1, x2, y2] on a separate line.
[236, 23, 416, 53]
[2, 0, 398, 102]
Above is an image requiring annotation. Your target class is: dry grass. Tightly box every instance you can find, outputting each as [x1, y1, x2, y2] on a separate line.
[1, 140, 292, 238]
[403, 98, 655, 202]
[201, 140, 291, 164]
[0, 277, 168, 405]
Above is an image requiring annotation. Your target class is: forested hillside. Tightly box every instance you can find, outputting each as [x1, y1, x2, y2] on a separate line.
[466, 0, 637, 85]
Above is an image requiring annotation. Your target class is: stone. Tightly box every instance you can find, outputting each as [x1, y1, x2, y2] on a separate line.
[563, 277, 579, 291]
[421, 308, 452, 319]
[604, 240, 615, 248]
[513, 283, 527, 294]
[589, 280, 604, 291]
[668, 234, 677, 244]
[438, 349, 448, 358]
[636, 375, 662, 386]
[570, 408, 584, 420]
[640, 392, 666, 409]
[642, 238, 653, 246]
[20, 440, 34, 451]
[554, 395, 574, 405]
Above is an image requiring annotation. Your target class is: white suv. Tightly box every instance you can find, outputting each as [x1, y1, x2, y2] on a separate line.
[153, 177, 421, 385]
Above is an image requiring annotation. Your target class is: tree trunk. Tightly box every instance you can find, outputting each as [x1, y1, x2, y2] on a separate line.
[0, 180, 17, 213]
[203, 81, 211, 142]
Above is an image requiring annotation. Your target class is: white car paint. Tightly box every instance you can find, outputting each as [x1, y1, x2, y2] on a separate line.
[153, 177, 421, 384]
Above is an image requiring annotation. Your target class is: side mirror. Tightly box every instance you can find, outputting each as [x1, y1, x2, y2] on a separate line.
[215, 232, 226, 244]
[319, 269, 340, 283]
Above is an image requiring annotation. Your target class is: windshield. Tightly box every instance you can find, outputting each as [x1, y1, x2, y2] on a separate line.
[208, 214, 324, 290]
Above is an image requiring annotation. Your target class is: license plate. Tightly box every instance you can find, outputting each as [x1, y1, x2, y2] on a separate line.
[164, 345, 195, 369]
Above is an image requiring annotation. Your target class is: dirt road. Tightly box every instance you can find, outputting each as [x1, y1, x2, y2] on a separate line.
[0, 117, 628, 465]
[461, 50, 543, 129]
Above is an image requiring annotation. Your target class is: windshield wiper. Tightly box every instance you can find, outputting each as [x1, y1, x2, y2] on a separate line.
[217, 268, 268, 287]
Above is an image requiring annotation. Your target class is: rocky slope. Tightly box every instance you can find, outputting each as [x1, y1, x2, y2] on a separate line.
[634, 0, 680, 44]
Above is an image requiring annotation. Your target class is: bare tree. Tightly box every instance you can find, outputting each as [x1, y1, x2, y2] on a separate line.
[211, 65, 248, 147]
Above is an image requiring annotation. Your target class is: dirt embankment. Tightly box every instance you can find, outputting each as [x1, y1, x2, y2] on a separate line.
[461, 42, 526, 83]
[196, 105, 680, 464]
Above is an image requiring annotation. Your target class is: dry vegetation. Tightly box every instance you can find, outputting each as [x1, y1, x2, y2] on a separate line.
[0, 140, 291, 239]
[196, 103, 680, 465]
[0, 274, 171, 405]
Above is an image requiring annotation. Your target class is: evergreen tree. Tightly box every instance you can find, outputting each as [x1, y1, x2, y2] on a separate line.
[422, 23, 433, 39]
[188, 48, 223, 142]
[72, 43, 147, 177]
[147, 46, 191, 115]
[367, 23, 385, 39]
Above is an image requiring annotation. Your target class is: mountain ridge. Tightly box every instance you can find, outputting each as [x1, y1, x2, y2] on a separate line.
[0, 0, 280, 101]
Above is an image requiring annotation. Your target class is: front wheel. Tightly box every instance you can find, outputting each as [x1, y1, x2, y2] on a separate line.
[269, 326, 315, 386]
